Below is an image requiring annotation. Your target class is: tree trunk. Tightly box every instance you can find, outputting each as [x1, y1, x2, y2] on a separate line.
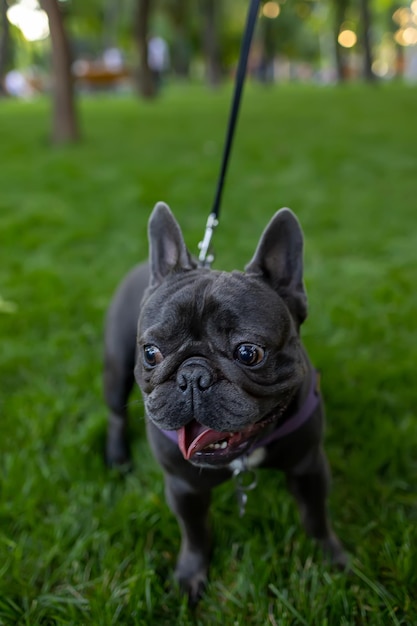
[200, 0, 222, 87]
[103, 0, 119, 50]
[171, 25, 190, 78]
[40, 0, 79, 143]
[168, 0, 191, 78]
[359, 0, 376, 82]
[0, 0, 11, 96]
[134, 0, 156, 98]
[394, 45, 404, 78]
[333, 0, 348, 82]
[259, 15, 276, 83]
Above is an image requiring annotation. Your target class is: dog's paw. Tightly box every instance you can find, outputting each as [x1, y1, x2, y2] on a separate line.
[320, 532, 349, 571]
[175, 557, 208, 605]
[105, 437, 132, 471]
[176, 570, 207, 606]
[105, 420, 131, 469]
[105, 437, 131, 466]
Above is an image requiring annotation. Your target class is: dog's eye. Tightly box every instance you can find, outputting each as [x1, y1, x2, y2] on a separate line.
[234, 344, 265, 366]
[143, 345, 164, 367]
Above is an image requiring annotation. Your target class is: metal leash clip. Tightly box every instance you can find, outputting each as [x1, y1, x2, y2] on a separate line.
[232, 459, 258, 518]
[198, 212, 218, 267]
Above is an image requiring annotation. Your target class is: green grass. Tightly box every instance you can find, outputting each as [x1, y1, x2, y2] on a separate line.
[0, 83, 416, 625]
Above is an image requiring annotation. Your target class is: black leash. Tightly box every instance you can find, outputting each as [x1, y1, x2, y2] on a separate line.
[198, 0, 261, 267]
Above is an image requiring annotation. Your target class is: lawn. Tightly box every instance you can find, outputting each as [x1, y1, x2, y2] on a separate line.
[0, 82, 416, 625]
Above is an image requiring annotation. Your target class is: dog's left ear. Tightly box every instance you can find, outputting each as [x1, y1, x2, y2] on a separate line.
[245, 208, 307, 325]
[148, 202, 197, 287]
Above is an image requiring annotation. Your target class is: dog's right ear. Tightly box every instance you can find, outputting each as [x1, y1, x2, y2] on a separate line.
[148, 202, 197, 287]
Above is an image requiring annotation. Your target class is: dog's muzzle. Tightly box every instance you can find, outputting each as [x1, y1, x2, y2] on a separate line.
[176, 358, 216, 394]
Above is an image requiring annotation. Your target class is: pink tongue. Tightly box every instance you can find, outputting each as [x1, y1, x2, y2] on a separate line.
[177, 420, 233, 460]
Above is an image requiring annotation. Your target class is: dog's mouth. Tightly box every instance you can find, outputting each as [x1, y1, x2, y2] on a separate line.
[177, 415, 276, 464]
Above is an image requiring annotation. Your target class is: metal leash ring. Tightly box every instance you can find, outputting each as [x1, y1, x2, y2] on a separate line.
[233, 467, 258, 517]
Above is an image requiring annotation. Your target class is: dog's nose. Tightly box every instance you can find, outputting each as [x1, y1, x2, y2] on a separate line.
[177, 359, 215, 393]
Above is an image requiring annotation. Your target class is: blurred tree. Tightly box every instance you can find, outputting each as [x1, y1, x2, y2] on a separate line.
[159, 0, 191, 77]
[332, 0, 350, 80]
[333, 0, 376, 82]
[154, 0, 247, 84]
[359, 0, 376, 80]
[40, 0, 79, 142]
[200, 0, 222, 86]
[0, 0, 11, 95]
[258, 1, 320, 74]
[64, 0, 110, 59]
[103, 0, 120, 49]
[135, 0, 156, 97]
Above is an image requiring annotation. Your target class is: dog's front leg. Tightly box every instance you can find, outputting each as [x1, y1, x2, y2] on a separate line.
[104, 351, 135, 467]
[285, 447, 347, 568]
[165, 473, 212, 604]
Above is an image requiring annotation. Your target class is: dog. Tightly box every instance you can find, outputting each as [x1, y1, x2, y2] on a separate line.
[104, 202, 347, 603]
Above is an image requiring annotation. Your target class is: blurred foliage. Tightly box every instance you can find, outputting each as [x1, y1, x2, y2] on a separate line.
[1, 1, 323, 64]
[1, 0, 411, 84]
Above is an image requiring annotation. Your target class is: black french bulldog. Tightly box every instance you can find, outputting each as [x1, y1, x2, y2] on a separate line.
[104, 202, 346, 602]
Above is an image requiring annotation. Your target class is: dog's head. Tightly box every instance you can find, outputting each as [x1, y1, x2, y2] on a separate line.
[134, 202, 308, 467]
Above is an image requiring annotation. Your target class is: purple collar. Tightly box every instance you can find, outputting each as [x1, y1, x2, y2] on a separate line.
[160, 370, 320, 451]
[254, 369, 320, 448]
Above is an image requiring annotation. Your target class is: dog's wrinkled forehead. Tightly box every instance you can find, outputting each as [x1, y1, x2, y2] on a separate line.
[139, 269, 291, 345]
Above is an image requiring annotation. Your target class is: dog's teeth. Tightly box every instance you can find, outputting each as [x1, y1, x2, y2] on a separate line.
[206, 441, 228, 451]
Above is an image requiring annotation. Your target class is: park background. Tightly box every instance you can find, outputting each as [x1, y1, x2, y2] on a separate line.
[1, 1, 417, 625]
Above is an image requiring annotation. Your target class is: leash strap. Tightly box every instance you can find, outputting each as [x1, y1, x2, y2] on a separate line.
[198, 0, 261, 267]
